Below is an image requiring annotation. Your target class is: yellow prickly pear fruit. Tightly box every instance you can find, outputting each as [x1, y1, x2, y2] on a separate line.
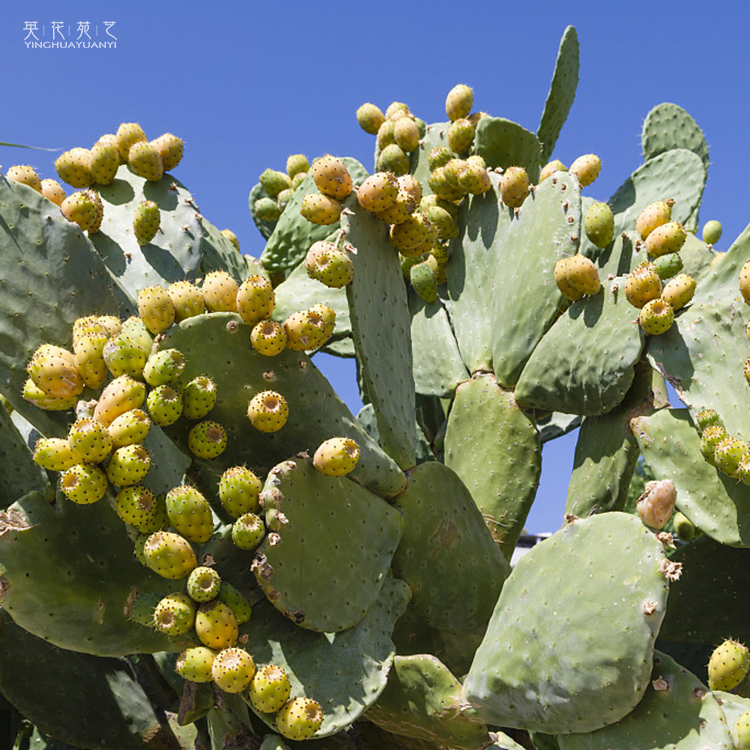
[137, 285, 175, 334]
[308, 303, 336, 340]
[195, 600, 239, 650]
[182, 376, 217, 420]
[27, 344, 83, 400]
[187, 420, 227, 460]
[54, 148, 93, 188]
[108, 409, 151, 448]
[661, 273, 696, 311]
[313, 437, 360, 477]
[300, 193, 342, 225]
[201, 271, 239, 312]
[499, 166, 530, 208]
[167, 280, 205, 321]
[393, 117, 420, 153]
[275, 697, 324, 741]
[539, 160, 567, 182]
[247, 390, 289, 433]
[377, 144, 410, 176]
[249, 665, 292, 713]
[447, 118, 475, 154]
[739, 260, 750, 305]
[93, 375, 147, 427]
[150, 133, 183, 171]
[60, 190, 100, 232]
[218, 466, 262, 517]
[645, 221, 687, 257]
[40, 178, 66, 206]
[356, 103, 385, 135]
[236, 275, 275, 327]
[458, 161, 492, 196]
[6, 165, 43, 192]
[68, 417, 113, 464]
[624, 264, 662, 309]
[636, 199, 674, 240]
[284, 308, 329, 351]
[636, 479, 676, 530]
[73, 320, 109, 390]
[311, 155, 352, 200]
[115, 122, 147, 162]
[22, 378, 78, 411]
[428, 167, 465, 203]
[304, 241, 354, 287]
[128, 141, 164, 182]
[385, 101, 410, 121]
[152, 592, 196, 637]
[390, 214, 437, 254]
[250, 319, 287, 357]
[376, 190, 417, 225]
[554, 255, 600, 300]
[220, 229, 240, 251]
[143, 531, 197, 580]
[59, 464, 108, 505]
[176, 647, 217, 683]
[707, 639, 750, 691]
[166, 485, 214, 543]
[554, 257, 584, 301]
[397, 173, 422, 204]
[96, 315, 122, 338]
[569, 153, 602, 187]
[376, 119, 396, 150]
[33, 437, 76, 472]
[445, 83, 474, 122]
[211, 647, 255, 693]
[638, 298, 674, 336]
[584, 202, 615, 248]
[357, 172, 399, 213]
[89, 140, 119, 185]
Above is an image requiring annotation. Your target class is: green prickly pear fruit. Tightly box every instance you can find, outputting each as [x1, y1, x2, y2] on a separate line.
[195, 600, 238, 650]
[60, 190, 99, 232]
[735, 709, 750, 750]
[277, 188, 294, 212]
[539, 160, 567, 182]
[499, 166, 530, 208]
[152, 592, 196, 637]
[458, 161, 492, 196]
[220, 228, 240, 251]
[103, 334, 147, 379]
[27, 344, 83, 400]
[428, 146, 454, 172]
[73, 322, 109, 390]
[377, 144, 410, 176]
[127, 141, 164, 182]
[636, 199, 675, 240]
[236, 275, 275, 327]
[646, 221, 687, 257]
[143, 531, 197, 580]
[738, 453, 750, 486]
[291, 171, 308, 189]
[41, 178, 66, 206]
[376, 190, 417, 225]
[653, 252, 684, 280]
[445, 83, 474, 122]
[231, 512, 265, 550]
[428, 166, 466, 203]
[113, 485, 161, 531]
[636, 479, 676, 530]
[423, 206, 457, 240]
[60, 464, 108, 505]
[313, 437, 360, 477]
[311, 155, 352, 200]
[68, 418, 113, 464]
[187, 566, 222, 603]
[714, 436, 749, 478]
[54, 148, 93, 188]
[285, 154, 310, 179]
[212, 647, 255, 693]
[739, 260, 750, 305]
[138, 285, 174, 334]
[176, 647, 217, 683]
[376, 120, 396, 150]
[702, 219, 723, 245]
[275, 697, 324, 741]
[143, 349, 186, 387]
[216, 582, 252, 624]
[638, 298, 674, 336]
[255, 197, 282, 222]
[249, 665, 292, 713]
[390, 214, 437, 254]
[259, 169, 293, 198]
[569, 153, 602, 187]
[183, 375, 218, 419]
[122, 315, 153, 357]
[624, 264, 662, 309]
[145, 380, 182, 425]
[251, 319, 288, 357]
[89, 140, 119, 185]
[700, 425, 728, 466]
[33, 437, 76, 472]
[166, 484, 214, 544]
[661, 273, 696, 311]
[447, 118, 475, 154]
[410, 261, 439, 303]
[6, 165, 43, 192]
[393, 117, 421, 153]
[167, 280, 206, 321]
[94, 375, 147, 427]
[357, 172, 399, 213]
[672, 511, 696, 541]
[115, 122, 147, 162]
[219, 466, 262, 517]
[584, 202, 615, 248]
[304, 241, 354, 288]
[106, 443, 151, 487]
[201, 271, 239, 313]
[150, 133, 183, 171]
[356, 103, 385, 135]
[133, 200, 160, 246]
[188, 420, 228, 460]
[247, 391, 288, 433]
[441, 159, 467, 190]
[695, 409, 724, 434]
[707, 639, 750, 691]
[22, 378, 78, 411]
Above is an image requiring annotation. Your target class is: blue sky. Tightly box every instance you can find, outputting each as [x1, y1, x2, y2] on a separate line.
[2, 1, 749, 532]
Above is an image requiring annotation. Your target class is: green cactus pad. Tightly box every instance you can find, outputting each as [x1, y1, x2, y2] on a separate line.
[0, 404, 49, 505]
[538, 26, 580, 164]
[713, 691, 750, 750]
[537, 411, 582, 443]
[642, 102, 710, 171]
[463, 512, 669, 734]
[242, 577, 411, 737]
[253, 457, 403, 632]
[678, 231, 717, 283]
[0, 490, 185, 656]
[444, 373, 541, 560]
[411, 122, 451, 193]
[366, 654, 489, 749]
[390, 461, 510, 636]
[473, 117, 542, 183]
[343, 199, 416, 469]
[157, 312, 406, 498]
[409, 294, 468, 398]
[632, 409, 750, 547]
[261, 158, 368, 273]
[514, 277, 644, 415]
[557, 652, 733, 750]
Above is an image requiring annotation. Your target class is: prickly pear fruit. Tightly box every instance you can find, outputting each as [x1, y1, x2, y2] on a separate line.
[41, 178, 66, 206]
[106, 444, 151, 487]
[195, 600, 238, 650]
[393, 117, 421, 153]
[182, 376, 218, 420]
[410, 261, 439, 303]
[304, 241, 354, 288]
[150, 133, 183, 171]
[251, 319, 288, 357]
[714, 436, 749, 479]
[311, 155, 352, 200]
[212, 647, 255, 694]
[176, 647, 216, 683]
[696, 409, 724, 434]
[645, 220, 687, 257]
[284, 309, 330, 351]
[54, 148, 93, 188]
[636, 479, 676, 530]
[127, 141, 163, 182]
[113, 485, 162, 532]
[249, 665, 292, 713]
[167, 280, 205, 321]
[458, 161, 492, 196]
[390, 214, 436, 254]
[300, 192, 343, 225]
[6, 165, 42, 193]
[707, 639, 750, 691]
[166, 485, 214, 544]
[539, 160, 567, 182]
[216, 582, 252, 625]
[152, 592, 196, 637]
[22, 378, 78, 411]
[447, 118, 475, 154]
[68, 418, 113, 464]
[115, 123, 147, 162]
[636, 199, 674, 240]
[188, 420, 228, 459]
[558, 254, 601, 300]
[661, 273, 696, 311]
[94, 375, 147, 427]
[60, 190, 100, 232]
[738, 453, 750, 486]
[357, 172, 399, 213]
[231, 512, 265, 550]
[446, 83, 473, 122]
[740, 260, 750, 305]
[27, 344, 83, 400]
[137, 285, 174, 333]
[143, 349, 186, 387]
[275, 698, 324, 741]
[218, 466, 262, 517]
[131, 199, 160, 245]
[700, 425, 728, 466]
[313, 437, 360, 477]
[33, 438, 76, 472]
[702, 219, 723, 245]
[143, 531, 197, 580]
[59, 464, 108, 505]
[255, 197, 282, 222]
[734, 708, 750, 750]
[625, 264, 662, 309]
[653, 252, 684, 280]
[220, 229, 240, 251]
[103, 334, 147, 379]
[499, 166, 530, 208]
[285, 154, 310, 179]
[672, 511, 696, 541]
[569, 153, 602, 187]
[385, 101, 410, 121]
[584, 202, 615, 248]
[187, 566, 222, 603]
[428, 166, 466, 203]
[89, 140, 119, 185]
[356, 103, 385, 135]
[308, 303, 336, 340]
[638, 298, 674, 336]
[259, 169, 293, 199]
[377, 143, 410, 176]
[236, 275, 275, 327]
[73, 324, 109, 390]
[201, 271, 239, 313]
[247, 391, 289, 433]
[428, 146, 453, 172]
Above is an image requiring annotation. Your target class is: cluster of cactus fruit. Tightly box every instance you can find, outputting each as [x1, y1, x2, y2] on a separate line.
[5, 24, 750, 750]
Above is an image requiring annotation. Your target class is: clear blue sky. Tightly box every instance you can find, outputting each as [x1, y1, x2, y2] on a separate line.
[2, 1, 749, 532]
